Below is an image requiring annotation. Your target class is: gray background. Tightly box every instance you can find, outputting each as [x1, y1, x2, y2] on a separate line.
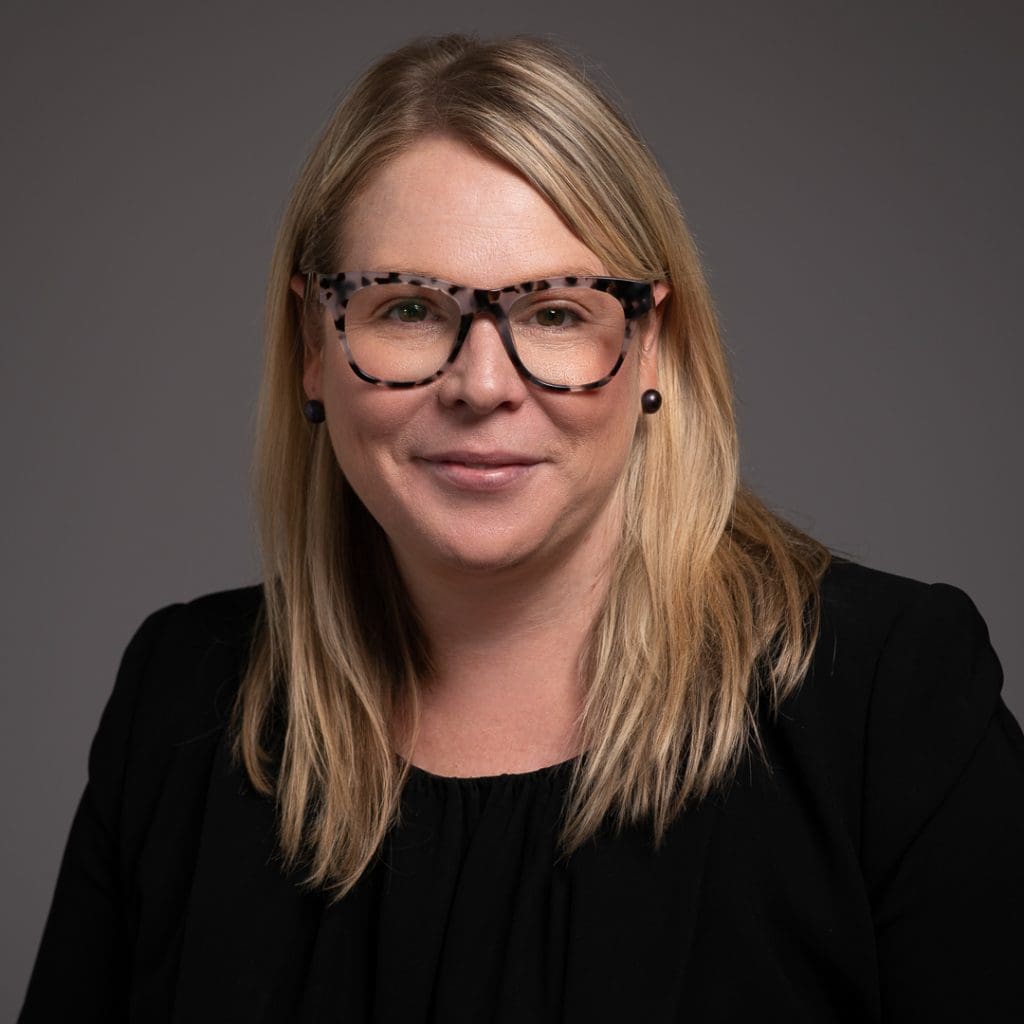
[3, 0, 1021, 1013]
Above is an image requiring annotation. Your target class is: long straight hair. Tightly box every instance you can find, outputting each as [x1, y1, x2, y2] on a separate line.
[234, 34, 833, 900]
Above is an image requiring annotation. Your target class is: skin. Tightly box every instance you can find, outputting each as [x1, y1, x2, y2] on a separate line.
[293, 135, 667, 775]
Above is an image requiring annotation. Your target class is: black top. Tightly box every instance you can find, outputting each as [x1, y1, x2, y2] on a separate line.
[19, 559, 1024, 1022]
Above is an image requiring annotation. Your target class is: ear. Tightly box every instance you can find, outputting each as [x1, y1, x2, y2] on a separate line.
[291, 272, 324, 401]
[639, 281, 670, 392]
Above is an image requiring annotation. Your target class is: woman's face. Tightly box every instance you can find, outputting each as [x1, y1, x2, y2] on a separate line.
[298, 135, 662, 583]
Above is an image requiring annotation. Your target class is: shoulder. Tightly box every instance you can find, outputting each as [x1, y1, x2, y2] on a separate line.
[794, 557, 1011, 884]
[818, 553, 985, 633]
[129, 583, 264, 673]
[123, 585, 264, 695]
[100, 585, 265, 774]
[134, 583, 265, 650]
[810, 554, 1004, 742]
[779, 555, 1002, 758]
[814, 555, 1000, 707]
[73, 585, 266, 880]
[813, 555, 998, 698]
[133, 582, 265, 716]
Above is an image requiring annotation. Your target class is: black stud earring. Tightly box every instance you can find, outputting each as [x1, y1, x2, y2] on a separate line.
[640, 388, 662, 414]
[302, 399, 325, 424]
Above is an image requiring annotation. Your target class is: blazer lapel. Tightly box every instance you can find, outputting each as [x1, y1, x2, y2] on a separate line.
[172, 731, 323, 1022]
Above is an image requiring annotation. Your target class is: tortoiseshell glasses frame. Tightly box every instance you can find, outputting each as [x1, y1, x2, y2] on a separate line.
[307, 270, 655, 392]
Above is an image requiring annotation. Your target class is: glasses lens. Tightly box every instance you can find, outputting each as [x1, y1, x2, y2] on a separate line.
[508, 288, 627, 386]
[344, 284, 460, 382]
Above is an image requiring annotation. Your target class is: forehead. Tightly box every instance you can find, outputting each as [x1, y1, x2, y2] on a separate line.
[339, 135, 606, 288]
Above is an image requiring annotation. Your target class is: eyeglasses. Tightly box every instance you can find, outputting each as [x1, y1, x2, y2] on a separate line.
[309, 270, 655, 392]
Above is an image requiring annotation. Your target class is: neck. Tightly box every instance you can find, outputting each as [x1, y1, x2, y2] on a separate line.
[391, 505, 620, 772]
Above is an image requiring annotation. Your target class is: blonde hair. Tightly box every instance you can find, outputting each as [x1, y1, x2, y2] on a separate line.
[234, 34, 832, 899]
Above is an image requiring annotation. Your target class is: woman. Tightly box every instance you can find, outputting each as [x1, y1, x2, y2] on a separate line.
[21, 33, 1024, 1023]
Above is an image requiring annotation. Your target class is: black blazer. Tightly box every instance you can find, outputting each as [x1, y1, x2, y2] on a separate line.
[19, 559, 1024, 1021]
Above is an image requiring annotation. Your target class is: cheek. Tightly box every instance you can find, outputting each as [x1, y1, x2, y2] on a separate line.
[320, 353, 418, 482]
[545, 383, 640, 482]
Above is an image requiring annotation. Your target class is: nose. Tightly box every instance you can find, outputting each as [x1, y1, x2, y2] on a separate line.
[435, 313, 529, 414]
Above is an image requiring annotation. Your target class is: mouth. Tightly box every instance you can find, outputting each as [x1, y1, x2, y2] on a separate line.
[420, 450, 541, 467]
[416, 450, 543, 491]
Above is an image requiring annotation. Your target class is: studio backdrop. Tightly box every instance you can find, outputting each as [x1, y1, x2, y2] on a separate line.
[2, 2, 1021, 1016]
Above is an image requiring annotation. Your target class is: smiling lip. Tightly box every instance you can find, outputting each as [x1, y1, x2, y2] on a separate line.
[418, 450, 542, 492]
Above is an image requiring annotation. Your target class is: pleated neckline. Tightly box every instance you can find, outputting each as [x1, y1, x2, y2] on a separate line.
[402, 754, 580, 790]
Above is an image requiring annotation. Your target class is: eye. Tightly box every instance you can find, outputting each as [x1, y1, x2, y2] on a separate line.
[532, 306, 578, 328]
[386, 300, 431, 323]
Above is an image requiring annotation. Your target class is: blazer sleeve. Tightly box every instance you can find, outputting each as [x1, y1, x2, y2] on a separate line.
[862, 582, 1024, 1022]
[19, 604, 182, 1024]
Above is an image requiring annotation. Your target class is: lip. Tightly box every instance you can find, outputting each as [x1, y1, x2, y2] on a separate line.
[416, 450, 543, 492]
[421, 449, 541, 467]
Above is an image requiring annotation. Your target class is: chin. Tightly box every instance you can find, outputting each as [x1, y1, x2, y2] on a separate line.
[435, 540, 540, 576]
[397, 524, 549, 579]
